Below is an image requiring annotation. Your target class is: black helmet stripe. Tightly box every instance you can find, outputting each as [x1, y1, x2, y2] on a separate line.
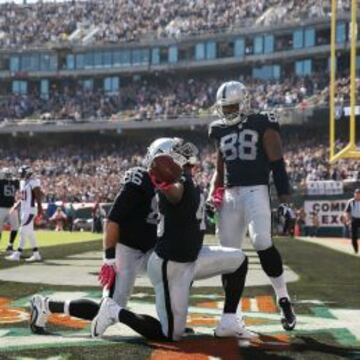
[222, 83, 227, 99]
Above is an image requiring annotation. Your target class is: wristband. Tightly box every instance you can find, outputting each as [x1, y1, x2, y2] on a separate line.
[270, 158, 291, 196]
[104, 247, 115, 263]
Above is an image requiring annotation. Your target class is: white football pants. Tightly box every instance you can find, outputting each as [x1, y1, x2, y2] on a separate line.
[147, 246, 246, 341]
[218, 185, 273, 251]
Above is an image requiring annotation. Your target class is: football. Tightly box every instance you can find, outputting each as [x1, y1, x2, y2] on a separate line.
[150, 154, 182, 184]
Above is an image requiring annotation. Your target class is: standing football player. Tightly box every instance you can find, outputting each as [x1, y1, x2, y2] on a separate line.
[5, 166, 43, 262]
[91, 138, 255, 341]
[29, 164, 158, 333]
[208, 81, 296, 331]
[0, 168, 19, 254]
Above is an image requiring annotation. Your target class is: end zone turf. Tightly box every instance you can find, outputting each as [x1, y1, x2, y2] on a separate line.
[0, 236, 359, 359]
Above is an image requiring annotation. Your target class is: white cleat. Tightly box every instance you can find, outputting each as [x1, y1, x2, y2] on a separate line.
[30, 295, 49, 334]
[26, 252, 42, 262]
[215, 315, 258, 340]
[5, 251, 21, 261]
[91, 297, 120, 338]
[5, 246, 14, 256]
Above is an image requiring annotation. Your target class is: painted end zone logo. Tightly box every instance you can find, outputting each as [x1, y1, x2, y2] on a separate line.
[0, 292, 360, 358]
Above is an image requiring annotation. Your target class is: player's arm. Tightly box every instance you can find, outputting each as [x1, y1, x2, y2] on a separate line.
[103, 220, 118, 261]
[344, 200, 352, 222]
[263, 128, 291, 204]
[33, 186, 43, 216]
[208, 148, 224, 202]
[98, 220, 118, 289]
[10, 200, 21, 212]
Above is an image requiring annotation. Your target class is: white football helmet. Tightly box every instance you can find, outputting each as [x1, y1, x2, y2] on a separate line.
[215, 81, 250, 125]
[18, 165, 33, 179]
[145, 137, 198, 168]
[0, 167, 12, 180]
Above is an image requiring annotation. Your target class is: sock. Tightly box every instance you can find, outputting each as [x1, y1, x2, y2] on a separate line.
[222, 256, 248, 313]
[48, 300, 65, 314]
[352, 238, 359, 253]
[269, 273, 290, 301]
[69, 299, 99, 320]
[48, 299, 99, 321]
[9, 230, 17, 246]
[119, 309, 168, 341]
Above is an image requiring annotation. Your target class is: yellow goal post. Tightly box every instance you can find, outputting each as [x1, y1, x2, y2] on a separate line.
[329, 0, 359, 162]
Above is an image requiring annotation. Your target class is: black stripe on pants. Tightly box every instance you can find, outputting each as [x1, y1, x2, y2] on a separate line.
[161, 260, 174, 340]
[22, 214, 34, 226]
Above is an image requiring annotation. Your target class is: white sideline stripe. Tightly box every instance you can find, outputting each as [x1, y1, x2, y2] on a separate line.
[297, 237, 358, 257]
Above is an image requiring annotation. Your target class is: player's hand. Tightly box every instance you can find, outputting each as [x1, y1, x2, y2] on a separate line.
[212, 187, 225, 209]
[98, 260, 116, 290]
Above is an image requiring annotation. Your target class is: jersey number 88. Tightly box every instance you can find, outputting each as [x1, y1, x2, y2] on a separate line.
[220, 129, 259, 161]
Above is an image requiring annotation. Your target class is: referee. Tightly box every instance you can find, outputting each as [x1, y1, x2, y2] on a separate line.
[345, 189, 360, 253]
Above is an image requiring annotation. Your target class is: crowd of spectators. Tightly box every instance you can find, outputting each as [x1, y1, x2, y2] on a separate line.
[1, 130, 360, 203]
[0, 73, 331, 122]
[0, 0, 350, 48]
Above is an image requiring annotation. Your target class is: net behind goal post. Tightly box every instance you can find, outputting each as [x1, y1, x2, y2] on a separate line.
[329, 0, 360, 162]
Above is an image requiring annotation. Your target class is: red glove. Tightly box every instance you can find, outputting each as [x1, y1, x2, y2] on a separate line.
[98, 260, 116, 290]
[212, 187, 225, 209]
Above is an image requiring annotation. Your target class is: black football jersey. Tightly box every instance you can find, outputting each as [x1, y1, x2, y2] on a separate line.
[209, 112, 280, 187]
[0, 179, 19, 208]
[107, 167, 157, 253]
[155, 174, 206, 263]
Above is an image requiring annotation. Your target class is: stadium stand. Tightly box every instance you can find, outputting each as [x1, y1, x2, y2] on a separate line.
[0, 130, 359, 203]
[0, 1, 350, 47]
[0, 73, 345, 122]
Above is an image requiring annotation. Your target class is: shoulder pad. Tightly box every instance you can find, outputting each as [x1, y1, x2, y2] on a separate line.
[209, 119, 226, 138]
[30, 178, 41, 188]
[258, 111, 280, 132]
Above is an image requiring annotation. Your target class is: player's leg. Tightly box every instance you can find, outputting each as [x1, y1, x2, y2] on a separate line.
[30, 246, 153, 334]
[5, 213, 32, 261]
[0, 208, 8, 246]
[246, 185, 296, 330]
[25, 216, 42, 262]
[6, 209, 19, 254]
[91, 252, 194, 341]
[30, 295, 99, 334]
[217, 188, 247, 249]
[105, 244, 147, 307]
[351, 220, 359, 253]
[193, 246, 255, 339]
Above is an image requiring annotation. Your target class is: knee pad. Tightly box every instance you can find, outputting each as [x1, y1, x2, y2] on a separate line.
[257, 246, 283, 277]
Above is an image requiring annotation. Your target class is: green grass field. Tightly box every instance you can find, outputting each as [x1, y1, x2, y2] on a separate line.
[0, 230, 101, 250]
[0, 231, 359, 360]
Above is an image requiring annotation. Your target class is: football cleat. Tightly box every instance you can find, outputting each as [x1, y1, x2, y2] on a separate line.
[91, 297, 120, 338]
[30, 295, 49, 334]
[278, 297, 296, 331]
[26, 252, 42, 262]
[5, 251, 20, 261]
[215, 315, 258, 340]
[5, 246, 14, 256]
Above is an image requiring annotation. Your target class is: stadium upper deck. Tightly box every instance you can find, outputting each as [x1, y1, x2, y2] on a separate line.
[0, 0, 350, 48]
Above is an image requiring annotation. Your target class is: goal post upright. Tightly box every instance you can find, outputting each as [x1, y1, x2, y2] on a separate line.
[329, 0, 358, 163]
